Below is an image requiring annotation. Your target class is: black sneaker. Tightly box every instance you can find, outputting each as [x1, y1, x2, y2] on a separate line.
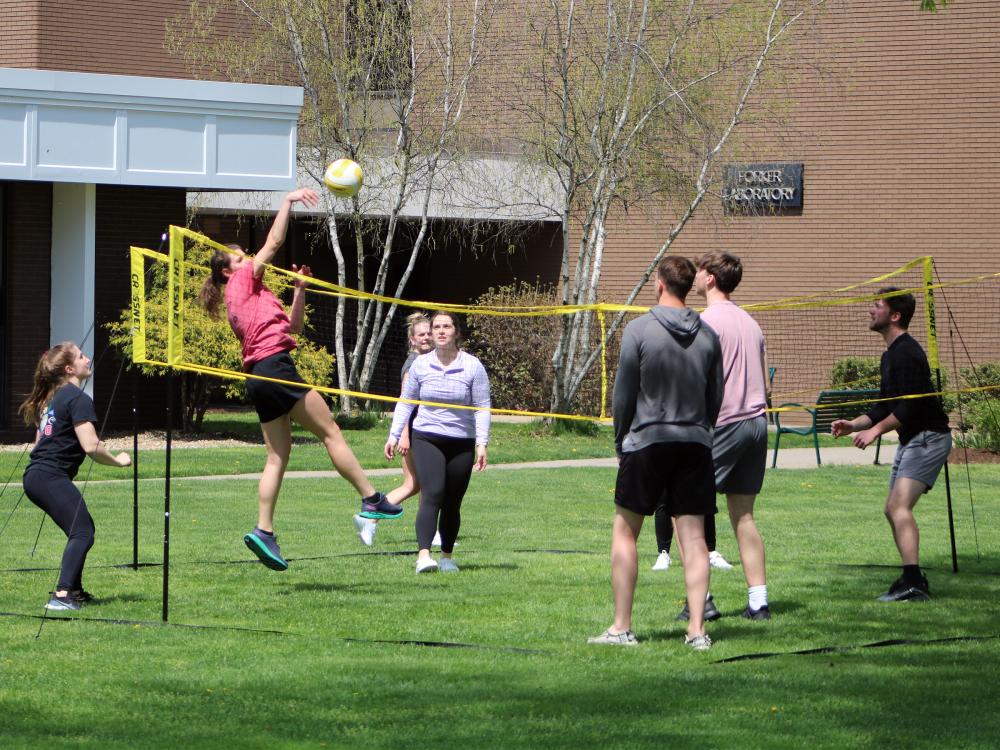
[741, 604, 771, 621]
[44, 595, 81, 612]
[878, 574, 930, 602]
[359, 492, 403, 520]
[243, 528, 289, 571]
[675, 594, 722, 622]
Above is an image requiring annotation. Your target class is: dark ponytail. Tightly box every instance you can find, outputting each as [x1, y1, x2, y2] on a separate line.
[198, 247, 237, 319]
[19, 343, 77, 427]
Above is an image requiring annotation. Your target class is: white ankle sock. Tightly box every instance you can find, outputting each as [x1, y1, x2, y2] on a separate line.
[748, 585, 768, 610]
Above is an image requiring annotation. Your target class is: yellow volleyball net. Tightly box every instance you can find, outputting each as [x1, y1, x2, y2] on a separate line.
[123, 227, 1000, 424]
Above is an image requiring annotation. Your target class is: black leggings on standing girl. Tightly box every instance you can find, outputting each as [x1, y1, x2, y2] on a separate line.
[23, 469, 95, 592]
[411, 431, 475, 554]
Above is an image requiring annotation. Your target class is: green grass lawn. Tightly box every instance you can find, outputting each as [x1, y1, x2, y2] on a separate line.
[0, 411, 843, 481]
[1, 460, 997, 748]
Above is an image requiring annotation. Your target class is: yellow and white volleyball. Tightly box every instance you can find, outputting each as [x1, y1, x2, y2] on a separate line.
[323, 159, 364, 198]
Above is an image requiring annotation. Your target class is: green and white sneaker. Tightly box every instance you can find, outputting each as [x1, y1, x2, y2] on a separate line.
[244, 528, 288, 571]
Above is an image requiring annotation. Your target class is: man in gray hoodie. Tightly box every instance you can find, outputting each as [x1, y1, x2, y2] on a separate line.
[588, 256, 723, 650]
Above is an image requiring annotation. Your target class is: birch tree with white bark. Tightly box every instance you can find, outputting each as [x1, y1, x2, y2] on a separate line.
[169, 0, 499, 409]
[512, 0, 823, 414]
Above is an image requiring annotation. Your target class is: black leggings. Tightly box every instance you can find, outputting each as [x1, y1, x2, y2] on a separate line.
[410, 431, 475, 554]
[23, 469, 95, 592]
[654, 504, 717, 553]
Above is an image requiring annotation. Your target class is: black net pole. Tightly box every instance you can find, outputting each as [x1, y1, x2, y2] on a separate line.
[132, 364, 139, 570]
[162, 368, 173, 622]
[936, 368, 958, 573]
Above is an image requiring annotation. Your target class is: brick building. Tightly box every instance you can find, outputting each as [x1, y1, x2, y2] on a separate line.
[2, 1, 998, 435]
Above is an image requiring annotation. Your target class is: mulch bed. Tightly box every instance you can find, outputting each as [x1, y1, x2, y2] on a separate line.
[949, 447, 1000, 464]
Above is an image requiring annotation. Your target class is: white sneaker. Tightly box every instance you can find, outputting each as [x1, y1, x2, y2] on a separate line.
[353, 514, 377, 547]
[416, 557, 438, 574]
[438, 558, 459, 573]
[432, 530, 442, 548]
[651, 551, 671, 571]
[709, 551, 733, 570]
[684, 633, 713, 651]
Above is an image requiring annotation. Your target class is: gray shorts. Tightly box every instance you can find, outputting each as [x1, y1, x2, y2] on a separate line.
[712, 415, 768, 495]
[890, 430, 952, 492]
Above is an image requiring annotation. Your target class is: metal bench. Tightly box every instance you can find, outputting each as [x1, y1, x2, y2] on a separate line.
[771, 388, 882, 468]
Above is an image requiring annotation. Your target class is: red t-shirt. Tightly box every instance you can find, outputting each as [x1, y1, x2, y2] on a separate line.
[223, 263, 297, 370]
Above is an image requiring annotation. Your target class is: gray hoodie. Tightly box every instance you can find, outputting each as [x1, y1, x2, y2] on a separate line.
[613, 305, 723, 456]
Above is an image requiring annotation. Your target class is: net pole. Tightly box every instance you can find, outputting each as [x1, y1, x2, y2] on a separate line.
[132, 364, 139, 570]
[923, 257, 958, 573]
[937, 369, 958, 574]
[162, 368, 172, 622]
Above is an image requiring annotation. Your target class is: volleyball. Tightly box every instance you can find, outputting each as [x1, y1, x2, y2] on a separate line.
[323, 159, 363, 198]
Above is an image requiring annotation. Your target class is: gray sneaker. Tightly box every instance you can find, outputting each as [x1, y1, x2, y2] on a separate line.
[243, 528, 288, 571]
[684, 633, 713, 651]
[587, 628, 639, 646]
[675, 593, 722, 622]
[44, 595, 81, 612]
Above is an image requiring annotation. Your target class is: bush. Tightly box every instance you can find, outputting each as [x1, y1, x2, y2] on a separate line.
[465, 281, 615, 416]
[959, 362, 1000, 405]
[830, 357, 881, 390]
[954, 399, 1000, 452]
[334, 409, 383, 431]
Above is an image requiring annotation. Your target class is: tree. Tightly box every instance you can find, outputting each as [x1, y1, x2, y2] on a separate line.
[504, 0, 823, 413]
[168, 0, 501, 409]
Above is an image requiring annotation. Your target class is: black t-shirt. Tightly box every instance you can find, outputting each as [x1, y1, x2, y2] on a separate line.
[865, 333, 949, 445]
[26, 384, 97, 479]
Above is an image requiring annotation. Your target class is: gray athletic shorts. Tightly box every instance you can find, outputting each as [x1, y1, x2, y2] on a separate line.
[889, 430, 952, 492]
[712, 415, 768, 495]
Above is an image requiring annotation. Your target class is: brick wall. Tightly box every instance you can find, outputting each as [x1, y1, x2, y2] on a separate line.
[0, 1, 42, 68]
[1, 182, 52, 441]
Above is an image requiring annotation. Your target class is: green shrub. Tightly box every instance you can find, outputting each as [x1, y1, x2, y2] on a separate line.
[954, 399, 1000, 452]
[959, 362, 1000, 405]
[335, 409, 384, 431]
[465, 282, 618, 416]
[830, 357, 881, 390]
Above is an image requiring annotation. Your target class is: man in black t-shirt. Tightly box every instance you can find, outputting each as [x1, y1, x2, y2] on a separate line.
[832, 288, 951, 602]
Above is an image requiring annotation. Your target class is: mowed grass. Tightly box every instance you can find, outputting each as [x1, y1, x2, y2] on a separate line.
[0, 460, 998, 749]
[0, 411, 843, 481]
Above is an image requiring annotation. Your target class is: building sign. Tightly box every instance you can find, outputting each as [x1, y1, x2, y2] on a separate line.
[722, 163, 803, 210]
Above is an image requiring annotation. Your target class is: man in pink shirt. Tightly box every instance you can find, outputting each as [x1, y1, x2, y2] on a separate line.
[695, 252, 772, 620]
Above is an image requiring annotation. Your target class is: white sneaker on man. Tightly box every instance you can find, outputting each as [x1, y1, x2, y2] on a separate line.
[416, 557, 438, 574]
[353, 514, 377, 546]
[709, 550, 733, 570]
[651, 551, 671, 572]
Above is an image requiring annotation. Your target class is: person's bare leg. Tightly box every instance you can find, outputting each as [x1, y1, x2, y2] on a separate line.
[387, 437, 420, 505]
[885, 477, 926, 565]
[727, 494, 766, 587]
[290, 390, 375, 497]
[674, 514, 709, 638]
[258, 416, 292, 532]
[609, 507, 644, 633]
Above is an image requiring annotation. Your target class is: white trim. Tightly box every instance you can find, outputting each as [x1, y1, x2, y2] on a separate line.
[0, 67, 302, 190]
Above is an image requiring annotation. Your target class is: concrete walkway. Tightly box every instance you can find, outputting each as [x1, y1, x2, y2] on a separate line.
[81, 444, 894, 485]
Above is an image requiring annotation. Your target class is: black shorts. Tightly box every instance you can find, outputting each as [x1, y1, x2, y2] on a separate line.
[615, 441, 717, 517]
[246, 352, 310, 423]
